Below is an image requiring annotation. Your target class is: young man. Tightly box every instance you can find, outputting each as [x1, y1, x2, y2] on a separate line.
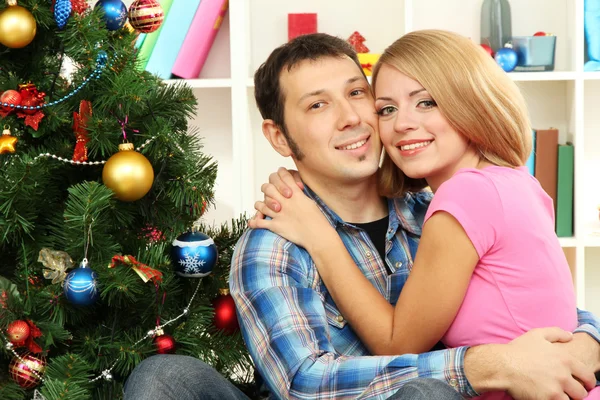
[124, 33, 600, 399]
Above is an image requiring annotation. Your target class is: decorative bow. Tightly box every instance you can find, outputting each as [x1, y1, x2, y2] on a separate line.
[361, 63, 373, 72]
[38, 248, 73, 284]
[109, 255, 163, 284]
[16, 83, 46, 131]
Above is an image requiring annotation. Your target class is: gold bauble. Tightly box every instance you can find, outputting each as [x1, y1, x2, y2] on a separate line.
[0, 2, 37, 49]
[102, 143, 154, 202]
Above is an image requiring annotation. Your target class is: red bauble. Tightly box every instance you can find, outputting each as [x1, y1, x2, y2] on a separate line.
[19, 97, 39, 115]
[9, 352, 46, 389]
[533, 31, 547, 36]
[480, 44, 493, 57]
[7, 320, 30, 344]
[128, 0, 164, 33]
[153, 334, 176, 354]
[1, 90, 22, 112]
[212, 289, 239, 335]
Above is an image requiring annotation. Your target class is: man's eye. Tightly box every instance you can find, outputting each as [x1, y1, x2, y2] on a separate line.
[310, 102, 325, 110]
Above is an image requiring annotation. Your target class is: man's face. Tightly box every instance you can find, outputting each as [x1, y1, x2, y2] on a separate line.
[279, 56, 381, 186]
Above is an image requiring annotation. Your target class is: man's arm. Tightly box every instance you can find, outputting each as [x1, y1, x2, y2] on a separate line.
[565, 309, 600, 373]
[576, 308, 600, 345]
[229, 228, 478, 399]
[465, 328, 597, 399]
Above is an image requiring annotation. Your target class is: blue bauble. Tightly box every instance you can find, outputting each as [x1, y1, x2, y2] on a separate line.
[171, 231, 218, 278]
[63, 262, 100, 306]
[54, 0, 72, 30]
[495, 47, 518, 72]
[94, 0, 128, 31]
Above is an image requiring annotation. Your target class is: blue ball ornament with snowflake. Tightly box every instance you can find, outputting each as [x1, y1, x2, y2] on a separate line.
[63, 259, 100, 306]
[170, 230, 218, 278]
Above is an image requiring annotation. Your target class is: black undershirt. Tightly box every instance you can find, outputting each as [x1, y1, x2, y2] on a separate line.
[352, 215, 447, 351]
[352, 215, 391, 274]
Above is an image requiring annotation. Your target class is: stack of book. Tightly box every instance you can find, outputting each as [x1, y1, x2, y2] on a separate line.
[135, 0, 229, 79]
[525, 128, 574, 237]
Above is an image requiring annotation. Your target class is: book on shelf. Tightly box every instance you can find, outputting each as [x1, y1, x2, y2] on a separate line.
[556, 143, 574, 237]
[531, 128, 575, 237]
[525, 129, 536, 175]
[533, 128, 559, 213]
[172, 0, 229, 79]
[135, 0, 175, 71]
[144, 0, 202, 79]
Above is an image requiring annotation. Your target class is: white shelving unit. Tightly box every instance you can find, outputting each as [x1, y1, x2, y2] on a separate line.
[157, 0, 599, 313]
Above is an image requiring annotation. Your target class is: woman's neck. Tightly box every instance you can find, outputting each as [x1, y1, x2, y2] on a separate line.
[427, 153, 494, 193]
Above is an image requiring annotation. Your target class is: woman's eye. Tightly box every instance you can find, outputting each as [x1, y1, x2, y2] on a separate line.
[377, 106, 396, 116]
[418, 100, 437, 109]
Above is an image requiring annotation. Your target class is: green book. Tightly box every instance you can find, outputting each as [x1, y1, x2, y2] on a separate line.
[556, 143, 574, 237]
[136, 0, 175, 71]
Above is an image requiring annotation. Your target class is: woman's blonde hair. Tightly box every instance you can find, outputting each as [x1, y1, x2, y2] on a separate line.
[373, 29, 532, 197]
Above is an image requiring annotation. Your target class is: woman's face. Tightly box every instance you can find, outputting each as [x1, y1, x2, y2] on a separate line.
[374, 64, 477, 191]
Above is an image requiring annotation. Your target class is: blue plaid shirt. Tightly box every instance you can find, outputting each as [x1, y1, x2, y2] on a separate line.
[230, 187, 600, 399]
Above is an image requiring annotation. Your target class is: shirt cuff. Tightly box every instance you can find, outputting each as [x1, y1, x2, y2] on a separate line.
[417, 346, 479, 398]
[574, 323, 600, 344]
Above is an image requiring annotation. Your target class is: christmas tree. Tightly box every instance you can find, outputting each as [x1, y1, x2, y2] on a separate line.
[0, 1, 252, 399]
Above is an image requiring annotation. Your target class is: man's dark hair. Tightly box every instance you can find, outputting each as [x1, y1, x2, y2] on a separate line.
[254, 33, 364, 159]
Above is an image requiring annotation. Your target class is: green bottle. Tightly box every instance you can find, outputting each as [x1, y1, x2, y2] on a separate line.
[480, 0, 512, 53]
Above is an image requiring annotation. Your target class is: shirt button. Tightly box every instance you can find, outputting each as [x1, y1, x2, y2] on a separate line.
[365, 251, 372, 259]
[336, 315, 344, 323]
[395, 262, 402, 268]
[449, 378, 458, 388]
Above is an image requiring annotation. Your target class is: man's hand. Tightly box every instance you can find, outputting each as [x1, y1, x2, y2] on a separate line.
[465, 327, 597, 400]
[555, 332, 600, 372]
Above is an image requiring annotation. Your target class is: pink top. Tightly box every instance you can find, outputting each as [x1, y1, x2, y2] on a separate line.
[423, 166, 593, 399]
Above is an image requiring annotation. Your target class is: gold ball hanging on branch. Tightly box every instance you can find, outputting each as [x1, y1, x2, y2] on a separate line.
[0, 0, 37, 49]
[102, 142, 154, 202]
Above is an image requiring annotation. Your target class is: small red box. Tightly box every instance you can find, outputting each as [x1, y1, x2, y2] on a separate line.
[288, 13, 317, 41]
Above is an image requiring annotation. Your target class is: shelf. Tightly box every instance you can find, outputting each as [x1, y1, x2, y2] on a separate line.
[585, 234, 600, 247]
[508, 72, 576, 81]
[583, 72, 600, 80]
[558, 237, 577, 247]
[165, 79, 232, 88]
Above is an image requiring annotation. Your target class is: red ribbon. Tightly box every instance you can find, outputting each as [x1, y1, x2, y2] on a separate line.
[72, 100, 92, 162]
[361, 63, 373, 72]
[109, 255, 163, 283]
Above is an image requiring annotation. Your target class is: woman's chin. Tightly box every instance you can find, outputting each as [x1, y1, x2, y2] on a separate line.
[401, 168, 428, 180]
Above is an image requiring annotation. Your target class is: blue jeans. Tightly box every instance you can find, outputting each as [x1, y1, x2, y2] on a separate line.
[123, 354, 462, 399]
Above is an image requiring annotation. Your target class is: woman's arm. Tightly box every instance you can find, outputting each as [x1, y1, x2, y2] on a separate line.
[250, 170, 480, 355]
[311, 210, 479, 355]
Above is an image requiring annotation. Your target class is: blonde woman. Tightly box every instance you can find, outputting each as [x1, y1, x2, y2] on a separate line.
[249, 30, 600, 399]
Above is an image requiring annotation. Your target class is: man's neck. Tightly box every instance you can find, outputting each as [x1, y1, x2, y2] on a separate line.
[302, 175, 388, 223]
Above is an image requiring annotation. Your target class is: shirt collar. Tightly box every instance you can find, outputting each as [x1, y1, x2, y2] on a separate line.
[302, 185, 430, 236]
